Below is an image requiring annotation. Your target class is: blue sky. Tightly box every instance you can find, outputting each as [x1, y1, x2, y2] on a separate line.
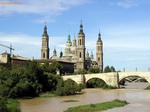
[0, 0, 150, 71]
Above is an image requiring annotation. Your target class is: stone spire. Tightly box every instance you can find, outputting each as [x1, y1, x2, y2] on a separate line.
[79, 20, 84, 34]
[91, 52, 94, 59]
[42, 22, 49, 37]
[72, 34, 77, 47]
[53, 48, 57, 56]
[86, 50, 89, 59]
[96, 30, 103, 72]
[41, 22, 49, 59]
[97, 30, 101, 42]
[67, 34, 71, 43]
[76, 20, 86, 70]
[66, 34, 72, 47]
[60, 49, 63, 58]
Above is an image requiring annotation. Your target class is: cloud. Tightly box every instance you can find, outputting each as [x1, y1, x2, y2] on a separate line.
[0, 32, 69, 59]
[0, 33, 40, 58]
[117, 0, 138, 8]
[0, 0, 89, 23]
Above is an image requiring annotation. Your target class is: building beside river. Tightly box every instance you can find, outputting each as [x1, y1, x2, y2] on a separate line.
[40, 21, 103, 73]
[0, 51, 30, 65]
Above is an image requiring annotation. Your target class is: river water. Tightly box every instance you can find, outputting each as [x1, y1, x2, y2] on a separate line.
[20, 82, 150, 112]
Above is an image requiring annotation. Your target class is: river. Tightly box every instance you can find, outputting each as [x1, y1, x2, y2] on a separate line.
[20, 82, 150, 112]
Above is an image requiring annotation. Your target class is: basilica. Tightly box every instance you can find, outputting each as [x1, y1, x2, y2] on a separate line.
[41, 22, 103, 73]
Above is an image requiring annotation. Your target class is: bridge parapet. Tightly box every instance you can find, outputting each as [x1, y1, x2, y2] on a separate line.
[62, 75, 83, 84]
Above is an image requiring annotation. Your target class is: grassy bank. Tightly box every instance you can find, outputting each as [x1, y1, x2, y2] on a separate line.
[64, 99, 128, 112]
[39, 92, 56, 98]
[145, 85, 150, 90]
[7, 99, 20, 112]
[63, 100, 79, 102]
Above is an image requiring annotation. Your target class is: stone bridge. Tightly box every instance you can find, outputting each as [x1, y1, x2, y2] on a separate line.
[62, 71, 150, 87]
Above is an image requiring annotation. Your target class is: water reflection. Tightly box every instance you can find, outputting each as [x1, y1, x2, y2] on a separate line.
[20, 82, 150, 112]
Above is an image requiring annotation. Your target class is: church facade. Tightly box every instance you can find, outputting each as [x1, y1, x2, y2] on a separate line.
[41, 22, 103, 73]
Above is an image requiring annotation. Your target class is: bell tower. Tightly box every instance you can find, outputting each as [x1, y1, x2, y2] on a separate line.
[41, 23, 49, 59]
[96, 31, 103, 72]
[76, 21, 86, 70]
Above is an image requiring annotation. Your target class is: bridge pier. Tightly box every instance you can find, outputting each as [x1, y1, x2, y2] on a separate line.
[105, 72, 120, 88]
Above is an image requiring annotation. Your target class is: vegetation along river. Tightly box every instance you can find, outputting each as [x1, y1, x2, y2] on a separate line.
[20, 82, 150, 112]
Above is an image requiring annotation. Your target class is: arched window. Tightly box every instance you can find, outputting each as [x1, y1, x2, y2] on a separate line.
[43, 53, 45, 58]
[82, 39, 84, 45]
[80, 52, 82, 58]
[98, 57, 100, 61]
[80, 39, 81, 45]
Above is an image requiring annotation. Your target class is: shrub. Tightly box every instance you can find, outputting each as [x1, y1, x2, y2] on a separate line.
[7, 99, 20, 112]
[55, 79, 83, 96]
[0, 96, 8, 112]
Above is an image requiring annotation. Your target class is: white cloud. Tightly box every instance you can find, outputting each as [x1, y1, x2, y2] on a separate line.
[0, 33, 69, 59]
[0, 33, 40, 58]
[117, 0, 138, 8]
[0, 33, 40, 45]
[0, 0, 89, 23]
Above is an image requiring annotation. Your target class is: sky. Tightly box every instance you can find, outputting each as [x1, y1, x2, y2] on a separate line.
[0, 0, 150, 71]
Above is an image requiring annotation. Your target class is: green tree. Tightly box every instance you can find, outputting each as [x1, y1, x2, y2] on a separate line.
[55, 79, 82, 96]
[110, 66, 116, 72]
[41, 62, 63, 74]
[0, 65, 6, 72]
[49, 62, 63, 74]
[54, 78, 64, 96]
[104, 66, 111, 73]
[41, 62, 50, 73]
[41, 72, 62, 92]
[0, 61, 78, 98]
[77, 69, 88, 74]
[104, 66, 116, 73]
[88, 67, 100, 73]
[0, 61, 42, 98]
[0, 96, 8, 112]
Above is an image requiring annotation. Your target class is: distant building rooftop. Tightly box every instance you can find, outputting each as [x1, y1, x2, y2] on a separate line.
[11, 55, 30, 61]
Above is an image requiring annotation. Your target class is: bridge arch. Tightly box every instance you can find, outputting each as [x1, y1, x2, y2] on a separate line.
[84, 74, 109, 85]
[120, 75, 148, 82]
[86, 77, 106, 88]
[64, 78, 78, 85]
[86, 77, 106, 83]
[118, 72, 150, 83]
[62, 74, 84, 84]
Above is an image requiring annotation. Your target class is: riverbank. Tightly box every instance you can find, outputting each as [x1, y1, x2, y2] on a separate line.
[64, 99, 128, 112]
